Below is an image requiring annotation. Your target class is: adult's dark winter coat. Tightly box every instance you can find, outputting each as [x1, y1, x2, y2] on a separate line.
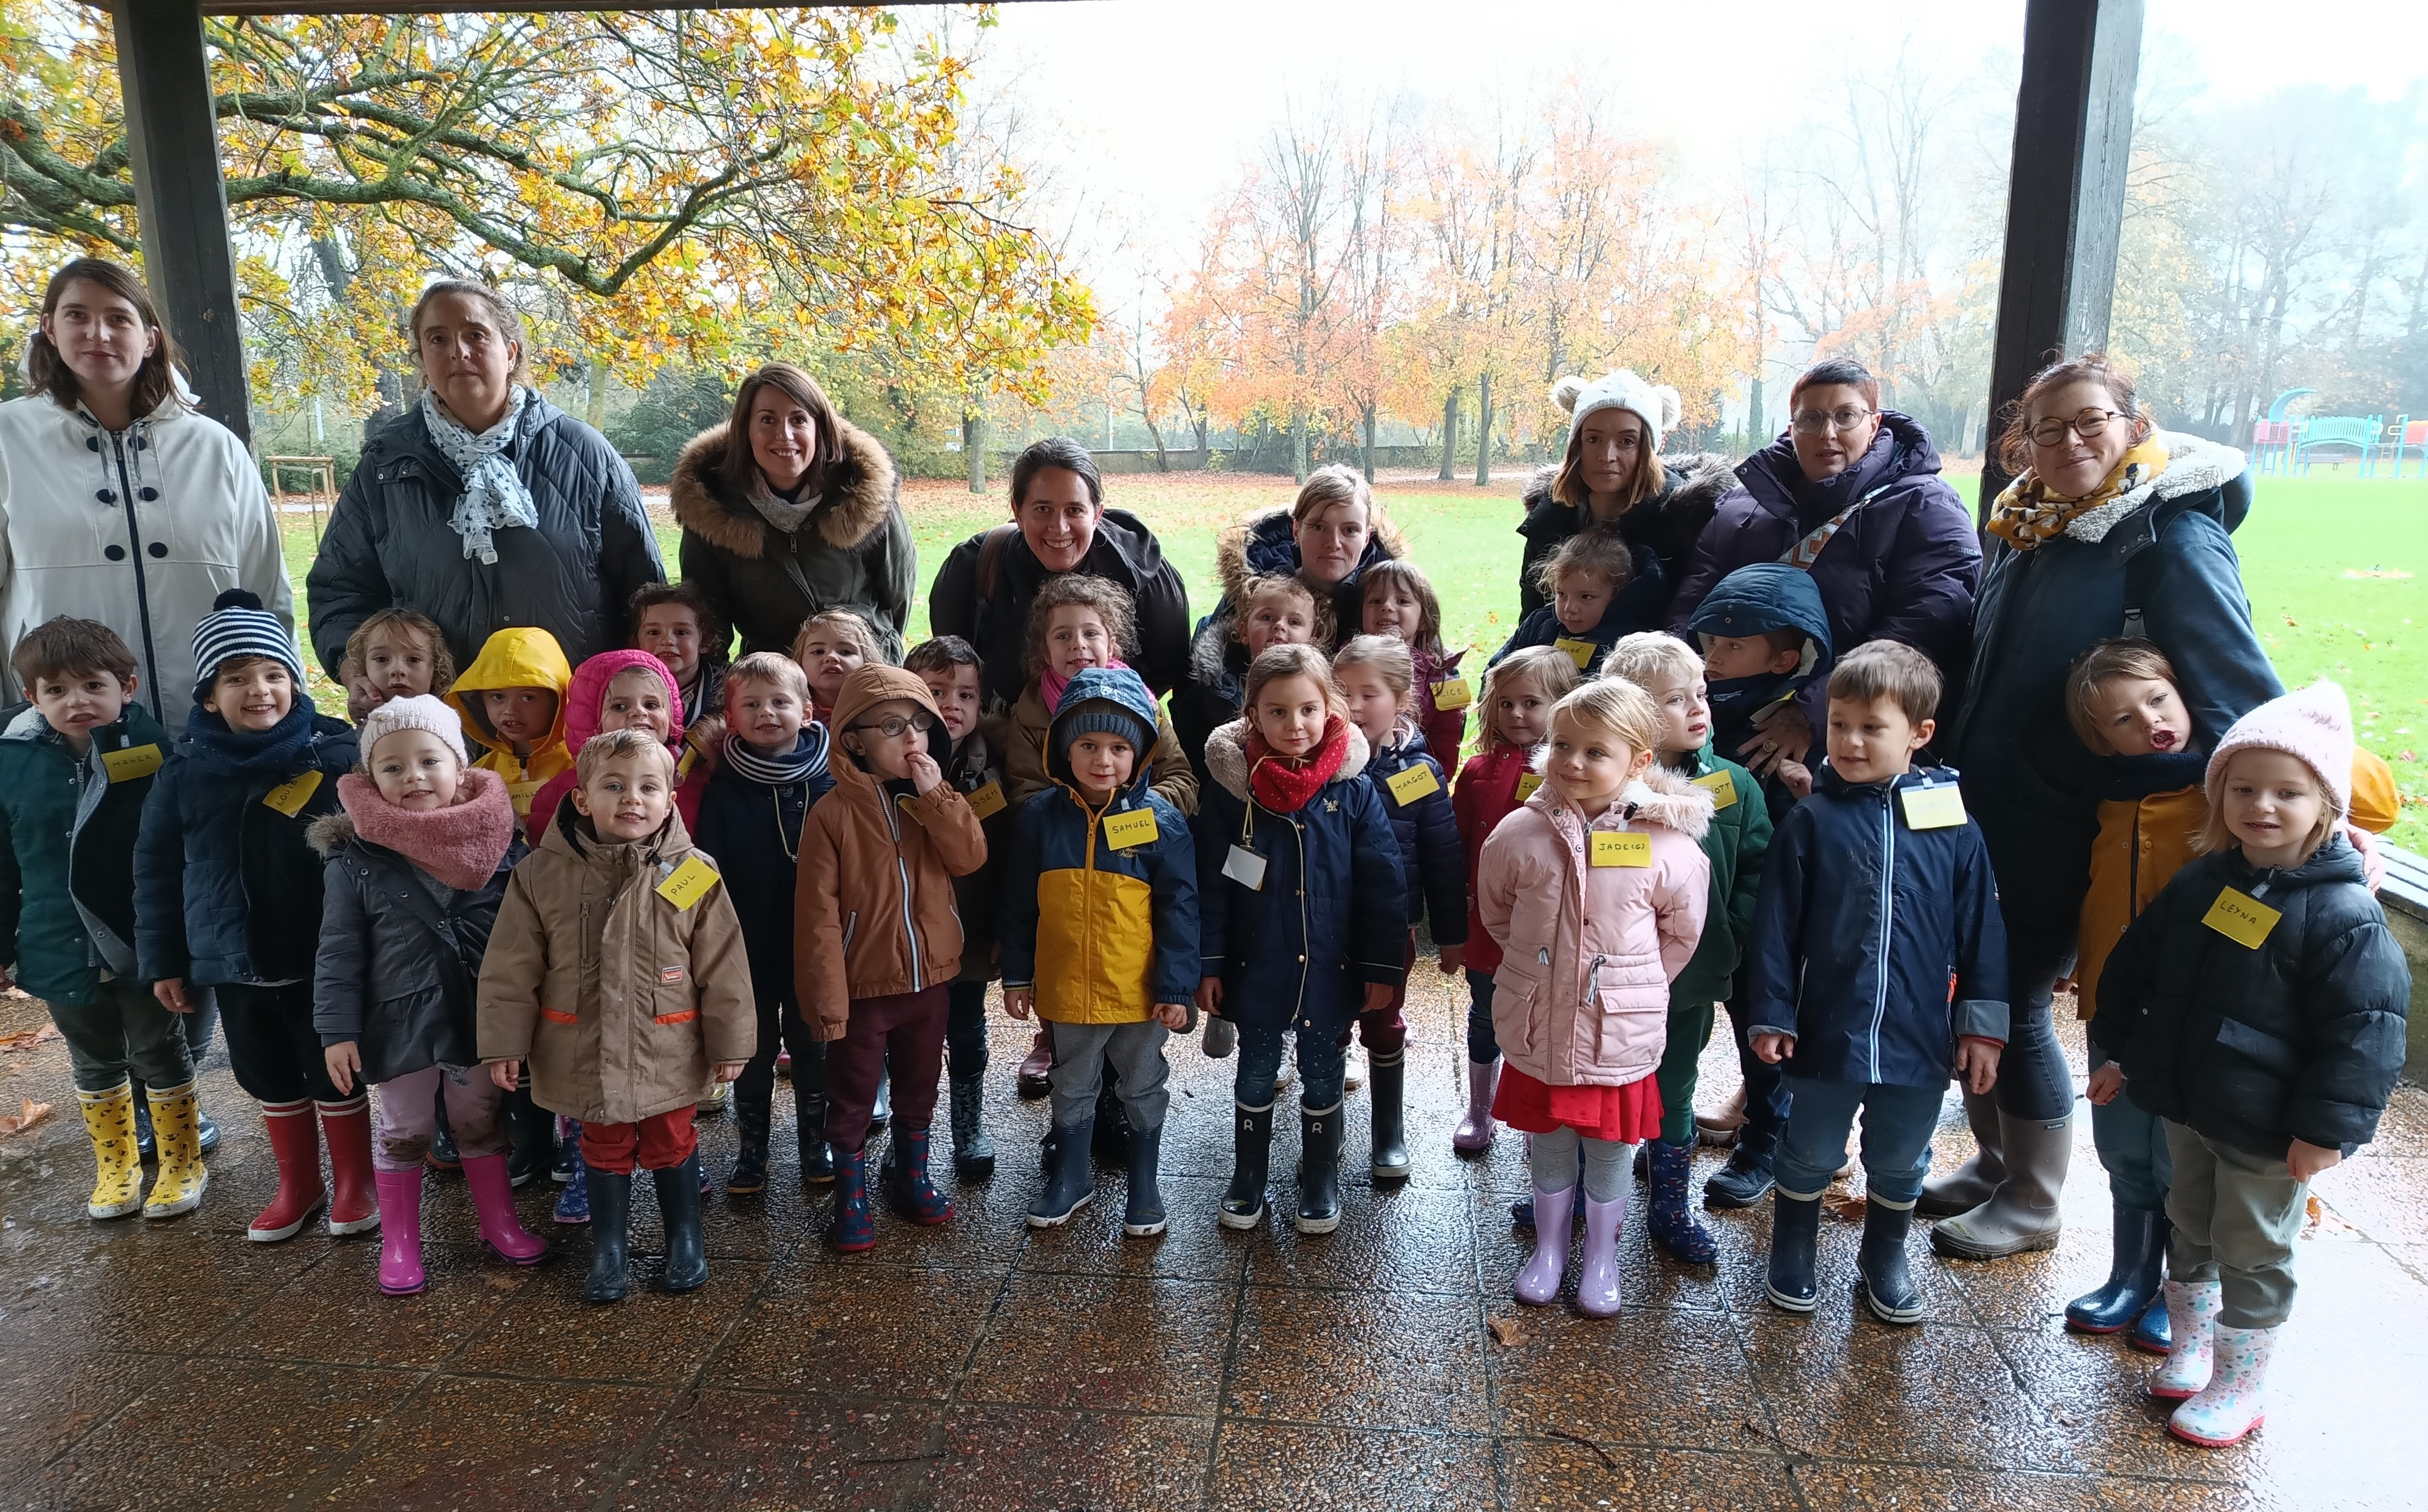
[2091, 835, 2409, 1159]
[671, 418, 916, 662]
[1514, 451, 1738, 625]
[306, 393, 663, 679]
[928, 509, 1192, 712]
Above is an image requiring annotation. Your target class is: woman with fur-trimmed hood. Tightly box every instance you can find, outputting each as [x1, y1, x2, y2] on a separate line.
[672, 363, 916, 663]
[1516, 371, 1738, 631]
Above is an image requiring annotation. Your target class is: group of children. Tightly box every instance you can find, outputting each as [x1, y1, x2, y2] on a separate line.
[4, 462, 2407, 1453]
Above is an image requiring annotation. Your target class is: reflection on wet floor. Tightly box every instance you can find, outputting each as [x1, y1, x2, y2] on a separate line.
[1, 975, 2420, 1511]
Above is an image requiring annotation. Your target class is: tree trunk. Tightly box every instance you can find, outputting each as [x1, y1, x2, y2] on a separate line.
[1439, 389, 1459, 481]
[586, 361, 609, 432]
[1363, 404, 1378, 483]
[1292, 405, 1309, 484]
[965, 405, 986, 493]
[1473, 373, 1494, 486]
[1746, 374, 1765, 453]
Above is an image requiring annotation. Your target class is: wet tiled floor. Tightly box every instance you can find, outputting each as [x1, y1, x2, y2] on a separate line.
[1, 971, 2421, 1512]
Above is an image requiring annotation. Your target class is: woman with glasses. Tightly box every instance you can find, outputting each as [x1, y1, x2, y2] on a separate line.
[1930, 353, 2279, 1263]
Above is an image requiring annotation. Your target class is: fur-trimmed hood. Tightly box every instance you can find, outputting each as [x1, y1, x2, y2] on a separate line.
[2052, 430, 2249, 546]
[1524, 761, 1714, 844]
[670, 415, 900, 557]
[1200, 715, 1373, 802]
[1519, 450, 1738, 561]
[305, 808, 357, 858]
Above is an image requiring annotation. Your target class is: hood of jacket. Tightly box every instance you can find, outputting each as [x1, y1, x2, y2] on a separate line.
[669, 415, 900, 557]
[830, 664, 948, 762]
[445, 626, 573, 755]
[1518, 451, 1739, 555]
[1683, 561, 1835, 666]
[1045, 666, 1162, 796]
[1526, 763, 1714, 844]
[560, 649, 684, 754]
[538, 784, 697, 871]
[1201, 715, 1373, 803]
[1212, 506, 1409, 642]
[2043, 430, 2251, 549]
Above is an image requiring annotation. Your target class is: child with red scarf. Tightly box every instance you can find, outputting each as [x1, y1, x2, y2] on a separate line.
[1193, 644, 1406, 1236]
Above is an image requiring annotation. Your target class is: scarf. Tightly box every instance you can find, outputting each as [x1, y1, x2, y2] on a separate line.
[336, 767, 519, 891]
[721, 723, 830, 788]
[1040, 656, 1131, 717]
[421, 386, 538, 564]
[1985, 436, 2171, 551]
[747, 476, 822, 535]
[1245, 716, 1349, 813]
[184, 697, 320, 777]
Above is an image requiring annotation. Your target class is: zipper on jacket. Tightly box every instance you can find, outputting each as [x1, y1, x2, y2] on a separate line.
[104, 430, 164, 700]
[880, 792, 921, 984]
[841, 910, 858, 952]
[1870, 792, 1895, 1084]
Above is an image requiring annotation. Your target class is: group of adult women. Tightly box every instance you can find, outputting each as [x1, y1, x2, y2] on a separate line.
[0, 255, 2284, 1264]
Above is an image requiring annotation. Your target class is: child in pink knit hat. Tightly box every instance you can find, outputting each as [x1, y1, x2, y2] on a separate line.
[2087, 680, 2410, 1449]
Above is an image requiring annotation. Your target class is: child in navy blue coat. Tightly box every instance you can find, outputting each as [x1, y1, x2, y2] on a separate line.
[693, 651, 835, 1194]
[1194, 643, 1406, 1235]
[1747, 640, 2007, 1326]
[1332, 634, 1465, 1180]
[1491, 532, 1635, 677]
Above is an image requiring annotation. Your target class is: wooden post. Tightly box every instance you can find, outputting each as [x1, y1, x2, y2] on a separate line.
[1979, 0, 2144, 513]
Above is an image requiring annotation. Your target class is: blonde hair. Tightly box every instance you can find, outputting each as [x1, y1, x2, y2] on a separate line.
[1332, 634, 1415, 699]
[2195, 748, 2342, 859]
[2064, 638, 2178, 753]
[1243, 643, 1342, 716]
[1534, 529, 1634, 600]
[791, 609, 879, 668]
[1289, 464, 1374, 531]
[1479, 645, 1580, 751]
[1552, 678, 1662, 758]
[1357, 560, 1445, 654]
[345, 607, 456, 697]
[1236, 573, 1324, 646]
[574, 727, 677, 785]
[724, 650, 809, 705]
[1601, 631, 1702, 691]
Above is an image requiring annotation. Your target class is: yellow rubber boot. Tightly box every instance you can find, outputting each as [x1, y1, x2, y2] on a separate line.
[76, 1082, 144, 1219]
[143, 1080, 211, 1218]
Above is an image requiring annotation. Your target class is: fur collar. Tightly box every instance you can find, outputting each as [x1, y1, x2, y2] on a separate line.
[1213, 506, 1411, 612]
[670, 416, 900, 558]
[1201, 716, 1372, 801]
[305, 808, 357, 858]
[1519, 451, 1737, 542]
[2061, 430, 2248, 545]
[1525, 762, 1712, 842]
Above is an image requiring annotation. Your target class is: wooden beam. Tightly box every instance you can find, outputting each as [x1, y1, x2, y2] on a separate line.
[1979, 0, 2143, 511]
[109, 0, 253, 443]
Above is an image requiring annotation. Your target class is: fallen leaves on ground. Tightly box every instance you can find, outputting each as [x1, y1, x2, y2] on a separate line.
[0, 1025, 63, 1052]
[1486, 1315, 1525, 1347]
[1827, 1193, 1869, 1223]
[0, 1098, 54, 1136]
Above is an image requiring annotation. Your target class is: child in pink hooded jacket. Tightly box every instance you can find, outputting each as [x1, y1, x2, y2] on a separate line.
[523, 649, 708, 843]
[1477, 678, 1709, 1318]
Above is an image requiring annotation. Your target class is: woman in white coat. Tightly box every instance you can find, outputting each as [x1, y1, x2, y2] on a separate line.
[0, 257, 292, 733]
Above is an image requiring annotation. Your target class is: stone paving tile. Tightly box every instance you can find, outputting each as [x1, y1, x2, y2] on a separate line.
[1243, 1182, 1482, 1295]
[0, 1344, 178, 1477]
[1205, 1422, 1501, 1511]
[914, 1405, 1214, 1511]
[704, 1261, 1000, 1399]
[215, 1239, 536, 1370]
[304, 1373, 660, 1510]
[446, 1258, 767, 1386]
[0, 1226, 320, 1354]
[609, 1390, 944, 1510]
[1012, 1173, 1252, 1282]
[959, 1272, 1236, 1415]
[1229, 1286, 1491, 1434]
[1490, 1304, 1759, 1453]
[1788, 1461, 2113, 1511]
[1499, 1440, 1802, 1511]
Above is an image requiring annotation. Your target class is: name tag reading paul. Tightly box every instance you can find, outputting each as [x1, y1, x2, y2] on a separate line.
[1103, 807, 1159, 850]
[656, 855, 720, 910]
[2202, 887, 2280, 949]
[1590, 831, 1651, 867]
[1386, 764, 1440, 804]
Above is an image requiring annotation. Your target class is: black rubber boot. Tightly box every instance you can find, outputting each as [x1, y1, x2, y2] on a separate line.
[1368, 1052, 1410, 1180]
[949, 1074, 995, 1181]
[654, 1153, 710, 1293]
[1026, 1118, 1095, 1228]
[1220, 1101, 1274, 1230]
[794, 1046, 833, 1184]
[727, 1084, 771, 1195]
[1090, 1074, 1130, 1168]
[2066, 1202, 2167, 1334]
[1124, 1122, 1168, 1236]
[1857, 1199, 1923, 1324]
[584, 1169, 633, 1303]
[1765, 1190, 1822, 1313]
[1296, 1102, 1345, 1235]
[504, 1082, 553, 1188]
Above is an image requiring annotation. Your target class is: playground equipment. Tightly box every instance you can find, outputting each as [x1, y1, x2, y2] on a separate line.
[2250, 388, 2419, 477]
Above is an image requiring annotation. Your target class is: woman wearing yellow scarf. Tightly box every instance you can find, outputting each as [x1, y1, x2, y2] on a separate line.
[1933, 355, 2283, 1263]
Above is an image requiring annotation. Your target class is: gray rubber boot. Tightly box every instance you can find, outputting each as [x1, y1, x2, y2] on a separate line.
[1916, 1086, 2006, 1217]
[1930, 1110, 2070, 1259]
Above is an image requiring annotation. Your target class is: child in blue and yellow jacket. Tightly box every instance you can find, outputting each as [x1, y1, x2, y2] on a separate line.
[1001, 666, 1199, 1239]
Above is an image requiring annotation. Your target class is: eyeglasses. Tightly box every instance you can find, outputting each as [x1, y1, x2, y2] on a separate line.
[847, 714, 923, 739]
[2029, 409, 2126, 448]
[1789, 407, 1874, 433]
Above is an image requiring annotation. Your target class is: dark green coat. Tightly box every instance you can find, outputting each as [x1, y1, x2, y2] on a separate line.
[1667, 741, 1771, 1009]
[0, 700, 174, 1004]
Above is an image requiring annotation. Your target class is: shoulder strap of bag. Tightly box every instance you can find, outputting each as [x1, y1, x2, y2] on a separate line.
[1776, 483, 1892, 571]
[974, 521, 1020, 606]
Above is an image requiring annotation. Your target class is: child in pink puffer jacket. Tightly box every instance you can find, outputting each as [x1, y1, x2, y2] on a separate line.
[1477, 678, 1710, 1318]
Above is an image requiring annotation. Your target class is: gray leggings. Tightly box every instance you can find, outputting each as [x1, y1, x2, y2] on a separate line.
[50, 975, 195, 1094]
[1528, 1125, 1632, 1203]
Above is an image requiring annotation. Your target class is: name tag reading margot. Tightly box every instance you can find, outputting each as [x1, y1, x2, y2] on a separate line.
[1386, 764, 1441, 804]
[1691, 769, 1736, 809]
[1222, 845, 1268, 890]
[1590, 831, 1651, 867]
[261, 769, 323, 816]
[656, 855, 720, 910]
[101, 743, 163, 783]
[1430, 677, 1473, 711]
[1901, 785, 1965, 830]
[965, 780, 1007, 820]
[1554, 637, 1596, 670]
[1103, 807, 1159, 850]
[2202, 887, 2280, 949]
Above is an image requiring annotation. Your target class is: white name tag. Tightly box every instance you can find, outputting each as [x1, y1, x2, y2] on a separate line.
[1222, 845, 1268, 892]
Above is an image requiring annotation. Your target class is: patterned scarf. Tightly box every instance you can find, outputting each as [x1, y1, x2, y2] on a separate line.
[721, 722, 830, 788]
[1246, 716, 1349, 813]
[421, 386, 538, 564]
[748, 476, 821, 535]
[1985, 436, 2170, 551]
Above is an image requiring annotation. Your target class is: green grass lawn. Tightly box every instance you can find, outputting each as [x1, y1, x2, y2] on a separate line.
[277, 467, 2428, 847]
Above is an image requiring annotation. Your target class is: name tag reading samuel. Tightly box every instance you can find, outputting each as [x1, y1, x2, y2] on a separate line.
[1103, 807, 1159, 850]
[1590, 831, 1651, 867]
[2202, 887, 2280, 949]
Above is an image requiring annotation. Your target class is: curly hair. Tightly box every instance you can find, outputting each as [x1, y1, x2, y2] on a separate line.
[1023, 574, 1138, 677]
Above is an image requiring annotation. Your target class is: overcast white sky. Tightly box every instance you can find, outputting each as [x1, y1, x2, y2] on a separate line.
[951, 0, 2428, 303]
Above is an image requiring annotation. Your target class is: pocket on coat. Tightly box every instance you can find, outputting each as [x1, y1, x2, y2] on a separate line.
[1493, 961, 1542, 1060]
[2213, 1014, 2301, 1077]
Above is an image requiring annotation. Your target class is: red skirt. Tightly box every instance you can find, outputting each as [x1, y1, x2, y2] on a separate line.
[1492, 1065, 1664, 1142]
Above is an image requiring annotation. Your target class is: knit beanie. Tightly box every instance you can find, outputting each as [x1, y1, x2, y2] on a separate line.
[1059, 697, 1155, 756]
[1553, 370, 1683, 450]
[191, 588, 303, 702]
[2204, 680, 2354, 818]
[359, 693, 469, 767]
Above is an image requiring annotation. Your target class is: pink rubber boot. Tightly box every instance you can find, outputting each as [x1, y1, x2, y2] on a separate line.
[464, 1153, 549, 1266]
[371, 1168, 426, 1295]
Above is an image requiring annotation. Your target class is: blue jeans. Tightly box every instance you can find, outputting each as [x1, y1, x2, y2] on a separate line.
[1465, 969, 1499, 1063]
[1774, 1077, 1944, 1207]
[1237, 1023, 1346, 1111]
[2091, 1093, 2174, 1212]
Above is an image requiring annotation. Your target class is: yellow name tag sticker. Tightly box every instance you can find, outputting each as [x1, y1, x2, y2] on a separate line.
[1386, 763, 1441, 804]
[260, 769, 323, 816]
[656, 854, 720, 910]
[1516, 773, 1544, 801]
[2202, 886, 2281, 949]
[1590, 830, 1652, 867]
[1692, 769, 1737, 809]
[1430, 677, 1473, 711]
[1901, 785, 1966, 830]
[965, 779, 1007, 820]
[1554, 637, 1597, 670]
[101, 743, 163, 784]
[506, 778, 544, 813]
[676, 745, 700, 781]
[1102, 807, 1159, 850]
